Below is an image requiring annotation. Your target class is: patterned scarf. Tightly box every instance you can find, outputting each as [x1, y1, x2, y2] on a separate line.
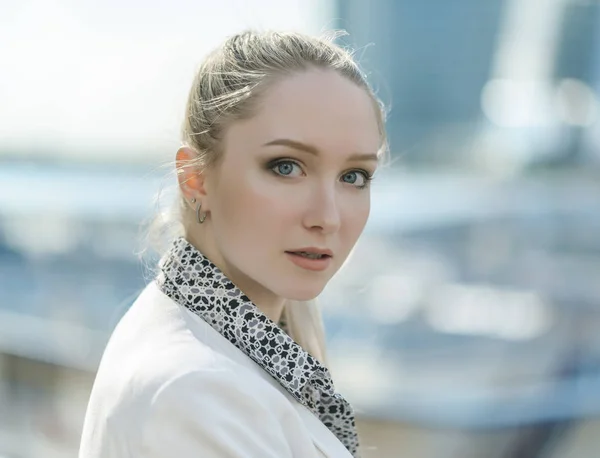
[156, 237, 360, 456]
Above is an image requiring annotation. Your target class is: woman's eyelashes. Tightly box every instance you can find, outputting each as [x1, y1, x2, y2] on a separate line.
[266, 157, 374, 189]
[341, 170, 373, 189]
[268, 158, 304, 178]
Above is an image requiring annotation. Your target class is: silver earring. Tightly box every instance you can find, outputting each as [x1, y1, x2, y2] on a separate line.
[191, 198, 196, 204]
[196, 202, 207, 224]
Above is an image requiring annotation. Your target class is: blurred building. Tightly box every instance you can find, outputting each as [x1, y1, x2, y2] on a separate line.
[335, 0, 600, 170]
[336, 0, 504, 165]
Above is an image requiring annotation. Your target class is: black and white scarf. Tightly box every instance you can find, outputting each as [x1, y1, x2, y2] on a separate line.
[156, 237, 360, 457]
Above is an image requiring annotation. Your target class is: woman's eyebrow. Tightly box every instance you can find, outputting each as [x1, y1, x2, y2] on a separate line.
[263, 138, 378, 161]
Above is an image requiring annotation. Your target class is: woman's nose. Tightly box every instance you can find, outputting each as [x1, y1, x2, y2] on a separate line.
[302, 184, 341, 234]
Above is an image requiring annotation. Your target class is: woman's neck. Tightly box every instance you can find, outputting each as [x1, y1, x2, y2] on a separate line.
[184, 232, 286, 323]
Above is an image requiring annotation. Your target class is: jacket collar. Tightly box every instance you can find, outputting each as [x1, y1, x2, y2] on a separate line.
[156, 237, 360, 457]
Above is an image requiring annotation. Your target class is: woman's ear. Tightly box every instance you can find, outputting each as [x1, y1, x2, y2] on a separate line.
[176, 146, 207, 204]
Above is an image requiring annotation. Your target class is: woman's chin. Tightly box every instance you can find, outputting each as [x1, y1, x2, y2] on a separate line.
[281, 285, 325, 302]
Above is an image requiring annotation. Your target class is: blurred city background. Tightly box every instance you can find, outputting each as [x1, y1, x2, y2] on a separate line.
[1, 0, 600, 457]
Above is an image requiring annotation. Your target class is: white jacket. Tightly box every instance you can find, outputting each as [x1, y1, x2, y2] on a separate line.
[79, 281, 354, 458]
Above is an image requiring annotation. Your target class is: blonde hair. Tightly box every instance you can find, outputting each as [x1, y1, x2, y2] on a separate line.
[146, 30, 387, 367]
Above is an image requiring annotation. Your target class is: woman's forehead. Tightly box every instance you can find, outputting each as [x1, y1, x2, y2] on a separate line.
[226, 70, 381, 155]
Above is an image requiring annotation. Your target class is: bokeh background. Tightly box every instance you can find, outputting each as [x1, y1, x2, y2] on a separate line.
[1, 0, 600, 457]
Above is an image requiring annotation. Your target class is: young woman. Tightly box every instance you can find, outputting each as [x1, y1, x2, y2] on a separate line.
[79, 30, 387, 458]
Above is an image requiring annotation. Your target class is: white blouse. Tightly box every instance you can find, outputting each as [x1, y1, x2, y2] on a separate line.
[79, 238, 358, 458]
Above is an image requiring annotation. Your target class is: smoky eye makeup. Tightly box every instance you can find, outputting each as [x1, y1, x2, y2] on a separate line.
[264, 157, 305, 177]
[340, 169, 374, 189]
[263, 156, 376, 188]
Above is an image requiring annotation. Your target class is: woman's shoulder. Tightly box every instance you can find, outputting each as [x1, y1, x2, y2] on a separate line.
[88, 281, 287, 421]
[94, 282, 239, 391]
[81, 348, 294, 457]
[81, 283, 328, 458]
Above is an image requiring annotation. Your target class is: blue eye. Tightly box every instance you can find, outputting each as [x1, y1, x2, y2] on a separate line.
[271, 160, 303, 177]
[342, 172, 359, 184]
[341, 171, 371, 188]
[277, 162, 294, 175]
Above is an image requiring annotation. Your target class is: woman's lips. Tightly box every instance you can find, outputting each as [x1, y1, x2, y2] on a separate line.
[285, 251, 332, 271]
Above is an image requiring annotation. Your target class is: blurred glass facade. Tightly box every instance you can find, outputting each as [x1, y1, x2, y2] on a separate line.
[1, 1, 600, 457]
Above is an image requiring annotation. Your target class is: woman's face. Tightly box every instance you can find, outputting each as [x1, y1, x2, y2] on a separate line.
[200, 69, 380, 302]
